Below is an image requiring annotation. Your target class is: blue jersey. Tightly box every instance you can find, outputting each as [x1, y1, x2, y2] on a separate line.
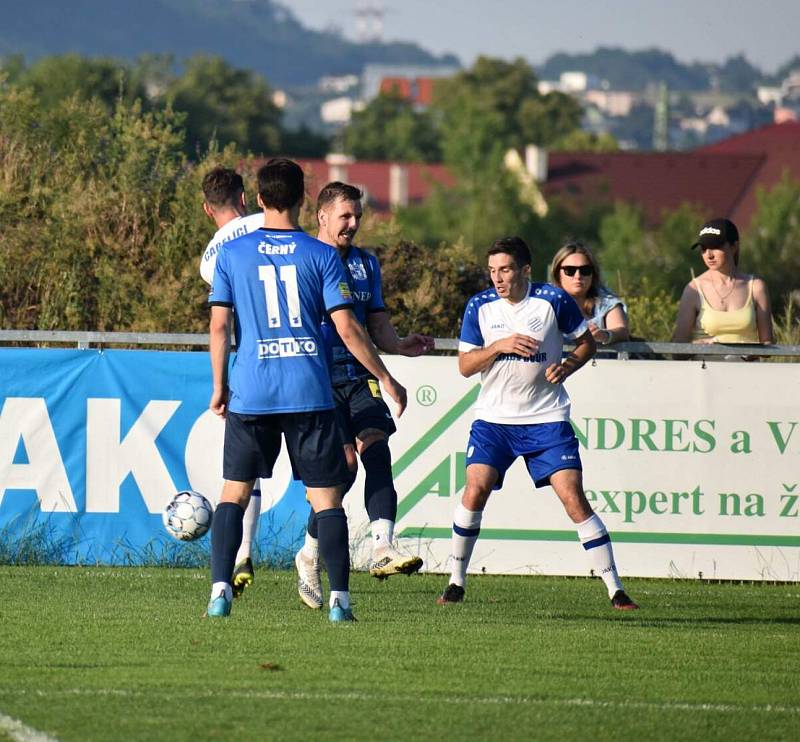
[209, 228, 353, 414]
[322, 246, 385, 385]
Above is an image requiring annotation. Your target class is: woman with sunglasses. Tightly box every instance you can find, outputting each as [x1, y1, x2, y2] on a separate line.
[550, 241, 630, 346]
[672, 218, 773, 347]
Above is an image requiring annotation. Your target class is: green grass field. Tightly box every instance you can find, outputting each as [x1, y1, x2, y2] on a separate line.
[0, 567, 798, 741]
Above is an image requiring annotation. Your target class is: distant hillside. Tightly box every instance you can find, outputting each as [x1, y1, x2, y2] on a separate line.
[538, 47, 767, 93]
[0, 0, 459, 87]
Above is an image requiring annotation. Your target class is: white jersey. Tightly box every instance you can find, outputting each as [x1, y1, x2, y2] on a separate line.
[459, 282, 587, 425]
[199, 213, 265, 284]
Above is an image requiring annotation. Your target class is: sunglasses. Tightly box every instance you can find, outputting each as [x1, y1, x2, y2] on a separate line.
[560, 265, 593, 277]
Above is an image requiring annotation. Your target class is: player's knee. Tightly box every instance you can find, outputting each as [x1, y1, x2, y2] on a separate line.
[356, 430, 387, 456]
[462, 486, 491, 512]
[359, 436, 392, 475]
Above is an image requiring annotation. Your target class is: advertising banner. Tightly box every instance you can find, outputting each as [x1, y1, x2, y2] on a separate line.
[0, 349, 797, 580]
[387, 356, 800, 582]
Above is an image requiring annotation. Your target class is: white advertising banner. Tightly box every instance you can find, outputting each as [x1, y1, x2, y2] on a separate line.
[349, 357, 800, 582]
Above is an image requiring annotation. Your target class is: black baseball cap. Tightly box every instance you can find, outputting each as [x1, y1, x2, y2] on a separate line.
[691, 218, 739, 249]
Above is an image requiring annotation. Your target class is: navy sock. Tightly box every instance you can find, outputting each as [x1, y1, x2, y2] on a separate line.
[361, 439, 397, 522]
[211, 502, 244, 585]
[306, 470, 355, 539]
[316, 507, 349, 592]
[307, 507, 318, 539]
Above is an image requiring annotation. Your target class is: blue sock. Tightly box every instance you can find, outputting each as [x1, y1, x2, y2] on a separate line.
[211, 502, 244, 585]
[361, 440, 397, 522]
[316, 507, 349, 592]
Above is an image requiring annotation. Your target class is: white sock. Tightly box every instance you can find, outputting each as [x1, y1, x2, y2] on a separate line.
[235, 490, 261, 565]
[302, 531, 319, 560]
[371, 518, 394, 551]
[576, 513, 624, 598]
[211, 582, 232, 602]
[329, 590, 350, 609]
[449, 503, 483, 588]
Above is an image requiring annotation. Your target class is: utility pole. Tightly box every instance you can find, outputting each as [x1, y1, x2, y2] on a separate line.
[653, 81, 669, 151]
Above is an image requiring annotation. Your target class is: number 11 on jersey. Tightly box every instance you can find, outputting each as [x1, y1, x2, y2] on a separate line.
[258, 264, 302, 328]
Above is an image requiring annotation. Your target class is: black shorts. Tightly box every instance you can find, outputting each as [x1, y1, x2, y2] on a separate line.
[333, 376, 397, 445]
[223, 410, 349, 488]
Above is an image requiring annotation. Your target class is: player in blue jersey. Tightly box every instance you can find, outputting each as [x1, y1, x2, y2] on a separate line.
[437, 237, 638, 610]
[294, 182, 434, 610]
[206, 158, 407, 622]
[200, 167, 270, 599]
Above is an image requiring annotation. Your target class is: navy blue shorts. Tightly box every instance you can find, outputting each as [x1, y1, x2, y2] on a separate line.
[332, 376, 396, 444]
[466, 419, 581, 489]
[223, 410, 349, 488]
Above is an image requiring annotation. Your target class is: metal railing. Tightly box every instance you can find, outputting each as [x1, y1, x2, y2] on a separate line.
[0, 330, 799, 358]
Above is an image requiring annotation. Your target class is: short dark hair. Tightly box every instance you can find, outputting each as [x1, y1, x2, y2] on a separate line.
[487, 236, 531, 268]
[202, 167, 244, 209]
[317, 181, 363, 212]
[257, 158, 305, 212]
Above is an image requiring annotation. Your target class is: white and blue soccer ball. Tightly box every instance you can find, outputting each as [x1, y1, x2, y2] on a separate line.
[162, 490, 213, 541]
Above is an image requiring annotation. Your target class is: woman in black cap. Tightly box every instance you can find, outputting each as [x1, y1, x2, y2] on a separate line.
[672, 218, 773, 347]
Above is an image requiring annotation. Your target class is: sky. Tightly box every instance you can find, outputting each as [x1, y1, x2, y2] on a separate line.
[284, 0, 800, 73]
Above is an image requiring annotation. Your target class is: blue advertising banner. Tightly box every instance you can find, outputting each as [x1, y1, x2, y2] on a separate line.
[0, 348, 309, 565]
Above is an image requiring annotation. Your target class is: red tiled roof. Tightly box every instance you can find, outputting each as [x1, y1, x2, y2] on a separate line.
[259, 121, 800, 228]
[378, 76, 439, 106]
[694, 121, 800, 227]
[294, 159, 455, 212]
[380, 77, 412, 99]
[542, 151, 763, 227]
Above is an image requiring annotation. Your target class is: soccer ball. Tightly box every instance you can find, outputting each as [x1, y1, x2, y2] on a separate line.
[162, 490, 213, 541]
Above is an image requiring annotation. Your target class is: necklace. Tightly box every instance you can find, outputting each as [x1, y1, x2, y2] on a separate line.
[709, 275, 737, 303]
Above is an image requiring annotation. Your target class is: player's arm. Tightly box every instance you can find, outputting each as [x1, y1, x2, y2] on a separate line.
[330, 307, 408, 417]
[544, 329, 595, 384]
[458, 334, 541, 377]
[366, 311, 435, 356]
[209, 305, 232, 417]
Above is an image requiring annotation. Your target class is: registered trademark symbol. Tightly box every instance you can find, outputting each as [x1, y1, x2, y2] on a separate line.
[416, 385, 437, 406]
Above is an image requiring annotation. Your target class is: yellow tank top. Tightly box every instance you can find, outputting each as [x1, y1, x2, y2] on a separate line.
[692, 276, 758, 343]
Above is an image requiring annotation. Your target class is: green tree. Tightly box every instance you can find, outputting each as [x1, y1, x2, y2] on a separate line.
[598, 201, 700, 297]
[342, 91, 440, 162]
[434, 56, 582, 150]
[0, 81, 216, 332]
[538, 47, 710, 91]
[165, 55, 282, 157]
[0, 54, 25, 85]
[716, 54, 761, 93]
[551, 129, 619, 152]
[392, 57, 587, 257]
[17, 53, 146, 110]
[372, 240, 486, 338]
[745, 172, 800, 309]
[282, 125, 330, 158]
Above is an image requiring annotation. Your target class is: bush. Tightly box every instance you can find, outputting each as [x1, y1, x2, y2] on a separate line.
[370, 240, 487, 338]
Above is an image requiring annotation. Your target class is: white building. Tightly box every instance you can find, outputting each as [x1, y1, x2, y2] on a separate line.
[321, 97, 361, 125]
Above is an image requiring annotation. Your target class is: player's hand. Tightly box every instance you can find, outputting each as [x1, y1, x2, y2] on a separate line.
[382, 376, 407, 418]
[210, 387, 229, 418]
[398, 333, 436, 357]
[494, 334, 540, 357]
[545, 363, 569, 384]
